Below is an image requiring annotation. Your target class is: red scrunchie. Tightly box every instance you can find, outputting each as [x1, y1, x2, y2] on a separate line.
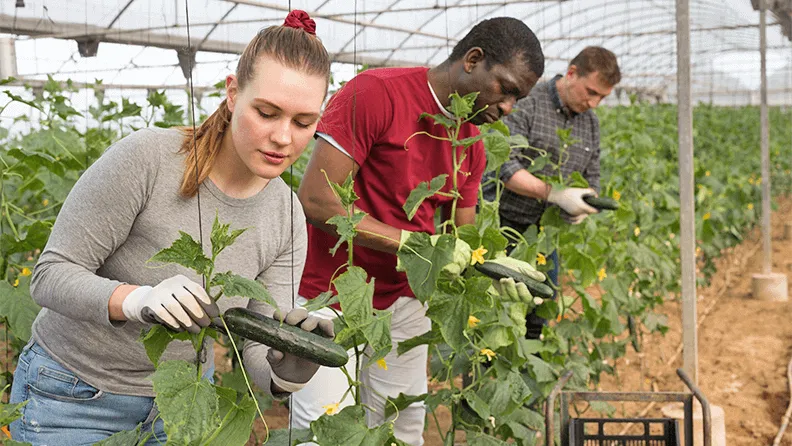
[283, 10, 316, 36]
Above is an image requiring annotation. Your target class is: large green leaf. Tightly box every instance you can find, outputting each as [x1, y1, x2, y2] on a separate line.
[476, 199, 500, 233]
[148, 231, 211, 276]
[139, 325, 193, 367]
[152, 360, 218, 445]
[526, 355, 556, 384]
[397, 232, 455, 302]
[204, 386, 257, 446]
[311, 405, 393, 446]
[397, 329, 442, 356]
[481, 227, 509, 258]
[466, 431, 510, 446]
[361, 311, 392, 365]
[0, 280, 41, 342]
[426, 291, 470, 352]
[267, 428, 313, 445]
[212, 272, 277, 309]
[402, 174, 448, 221]
[332, 267, 374, 328]
[384, 392, 428, 418]
[483, 130, 511, 173]
[93, 425, 147, 445]
[456, 224, 482, 250]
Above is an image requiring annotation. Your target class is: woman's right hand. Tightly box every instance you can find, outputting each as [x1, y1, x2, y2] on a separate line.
[121, 274, 219, 334]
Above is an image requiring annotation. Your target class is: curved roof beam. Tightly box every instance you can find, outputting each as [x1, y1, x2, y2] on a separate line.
[384, 0, 469, 65]
[332, 0, 407, 63]
[325, 1, 569, 17]
[224, 0, 452, 41]
[422, 1, 511, 65]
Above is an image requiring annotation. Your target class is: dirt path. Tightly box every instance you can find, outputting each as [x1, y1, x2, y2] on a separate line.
[599, 196, 792, 445]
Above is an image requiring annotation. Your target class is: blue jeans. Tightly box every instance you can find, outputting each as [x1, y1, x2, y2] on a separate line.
[10, 340, 212, 445]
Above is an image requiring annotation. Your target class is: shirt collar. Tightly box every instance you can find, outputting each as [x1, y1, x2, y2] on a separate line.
[427, 81, 455, 119]
[549, 74, 576, 117]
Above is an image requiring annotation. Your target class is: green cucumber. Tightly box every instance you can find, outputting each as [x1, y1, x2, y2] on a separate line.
[627, 315, 641, 352]
[583, 195, 619, 211]
[219, 307, 349, 368]
[474, 261, 554, 299]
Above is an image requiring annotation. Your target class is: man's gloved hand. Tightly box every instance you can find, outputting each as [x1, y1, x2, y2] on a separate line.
[398, 230, 472, 277]
[122, 274, 219, 334]
[486, 256, 546, 303]
[267, 308, 335, 394]
[491, 277, 534, 302]
[547, 187, 599, 216]
[561, 210, 588, 225]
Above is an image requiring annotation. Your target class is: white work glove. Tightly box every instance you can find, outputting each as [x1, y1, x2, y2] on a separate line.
[492, 278, 534, 302]
[547, 187, 599, 217]
[122, 274, 219, 334]
[398, 230, 472, 277]
[267, 308, 335, 394]
[486, 256, 546, 303]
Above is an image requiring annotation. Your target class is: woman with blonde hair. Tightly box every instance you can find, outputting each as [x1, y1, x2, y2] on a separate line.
[10, 10, 332, 444]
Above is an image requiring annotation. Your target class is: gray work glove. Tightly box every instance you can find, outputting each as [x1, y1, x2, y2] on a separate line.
[122, 274, 219, 334]
[267, 308, 335, 393]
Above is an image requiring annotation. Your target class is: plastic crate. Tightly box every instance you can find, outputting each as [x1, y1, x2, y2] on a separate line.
[569, 418, 681, 446]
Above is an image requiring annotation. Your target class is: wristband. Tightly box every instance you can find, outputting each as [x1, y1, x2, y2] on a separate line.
[270, 371, 307, 393]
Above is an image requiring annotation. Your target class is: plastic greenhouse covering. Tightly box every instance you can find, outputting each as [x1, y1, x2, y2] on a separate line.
[0, 0, 792, 108]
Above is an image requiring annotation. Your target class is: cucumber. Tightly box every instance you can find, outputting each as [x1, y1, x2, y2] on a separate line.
[219, 307, 349, 368]
[474, 261, 554, 299]
[627, 315, 641, 352]
[583, 195, 619, 211]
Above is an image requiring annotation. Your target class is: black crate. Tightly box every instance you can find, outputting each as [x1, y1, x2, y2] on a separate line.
[569, 418, 681, 446]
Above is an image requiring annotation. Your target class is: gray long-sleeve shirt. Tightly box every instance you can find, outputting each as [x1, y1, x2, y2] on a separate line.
[30, 127, 306, 397]
[483, 75, 601, 226]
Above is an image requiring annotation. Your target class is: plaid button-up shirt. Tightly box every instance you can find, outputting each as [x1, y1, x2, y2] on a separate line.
[484, 75, 601, 226]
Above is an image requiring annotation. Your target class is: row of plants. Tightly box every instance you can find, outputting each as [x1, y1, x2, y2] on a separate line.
[1, 78, 790, 444]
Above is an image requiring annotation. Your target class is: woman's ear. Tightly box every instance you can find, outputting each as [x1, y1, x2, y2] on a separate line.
[225, 75, 239, 112]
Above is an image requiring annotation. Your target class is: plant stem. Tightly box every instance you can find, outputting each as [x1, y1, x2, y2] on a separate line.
[219, 315, 268, 442]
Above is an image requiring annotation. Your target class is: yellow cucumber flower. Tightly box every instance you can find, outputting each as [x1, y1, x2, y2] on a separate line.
[470, 246, 488, 265]
[322, 402, 340, 415]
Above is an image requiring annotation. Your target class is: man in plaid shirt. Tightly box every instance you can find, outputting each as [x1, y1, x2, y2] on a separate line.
[483, 46, 620, 339]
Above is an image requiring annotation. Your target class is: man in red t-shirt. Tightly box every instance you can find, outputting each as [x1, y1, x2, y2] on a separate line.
[293, 17, 544, 444]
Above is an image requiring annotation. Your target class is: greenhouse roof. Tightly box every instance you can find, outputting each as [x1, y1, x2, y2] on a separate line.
[1, 0, 792, 105]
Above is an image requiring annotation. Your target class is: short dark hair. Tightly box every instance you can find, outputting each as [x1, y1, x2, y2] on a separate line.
[449, 17, 544, 77]
[570, 47, 621, 86]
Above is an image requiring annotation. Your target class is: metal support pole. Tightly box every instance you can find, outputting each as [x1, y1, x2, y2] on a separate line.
[676, 0, 698, 385]
[760, 0, 772, 274]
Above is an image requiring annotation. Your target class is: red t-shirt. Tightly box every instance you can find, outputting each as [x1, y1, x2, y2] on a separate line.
[300, 67, 486, 310]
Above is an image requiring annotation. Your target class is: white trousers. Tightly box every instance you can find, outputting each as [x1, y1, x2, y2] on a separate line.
[290, 296, 431, 446]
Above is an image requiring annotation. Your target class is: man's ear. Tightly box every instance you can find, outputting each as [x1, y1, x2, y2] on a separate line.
[463, 47, 485, 74]
[226, 75, 239, 112]
[566, 64, 578, 79]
